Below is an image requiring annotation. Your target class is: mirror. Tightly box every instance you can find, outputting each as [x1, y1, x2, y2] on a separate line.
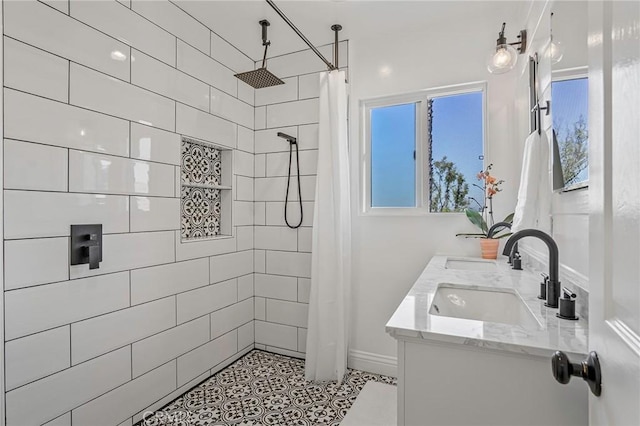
[550, 1, 589, 191]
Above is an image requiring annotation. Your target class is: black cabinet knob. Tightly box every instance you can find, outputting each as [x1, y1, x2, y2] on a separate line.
[551, 351, 602, 396]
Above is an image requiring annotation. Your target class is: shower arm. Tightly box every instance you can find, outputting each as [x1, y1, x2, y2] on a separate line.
[265, 0, 339, 71]
[261, 43, 269, 69]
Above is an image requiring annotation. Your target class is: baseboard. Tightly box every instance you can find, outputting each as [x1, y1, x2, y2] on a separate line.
[348, 349, 397, 378]
[261, 345, 306, 360]
[258, 346, 398, 378]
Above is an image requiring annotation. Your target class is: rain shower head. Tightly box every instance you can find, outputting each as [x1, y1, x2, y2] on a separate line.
[277, 132, 297, 144]
[235, 68, 284, 89]
[234, 20, 284, 89]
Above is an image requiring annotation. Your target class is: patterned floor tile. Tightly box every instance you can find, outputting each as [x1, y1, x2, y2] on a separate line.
[138, 350, 396, 425]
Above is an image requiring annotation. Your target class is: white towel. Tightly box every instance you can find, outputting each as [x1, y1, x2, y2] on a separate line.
[512, 131, 551, 233]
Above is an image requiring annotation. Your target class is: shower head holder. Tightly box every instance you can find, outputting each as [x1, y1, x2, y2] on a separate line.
[277, 132, 297, 144]
[259, 20, 271, 47]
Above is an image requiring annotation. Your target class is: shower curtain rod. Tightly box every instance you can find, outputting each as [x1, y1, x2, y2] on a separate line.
[265, 0, 339, 71]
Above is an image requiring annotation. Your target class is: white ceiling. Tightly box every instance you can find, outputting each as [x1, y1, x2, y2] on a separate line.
[177, 1, 524, 62]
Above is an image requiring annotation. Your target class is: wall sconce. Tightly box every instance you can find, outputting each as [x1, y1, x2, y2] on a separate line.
[550, 13, 564, 64]
[487, 23, 527, 74]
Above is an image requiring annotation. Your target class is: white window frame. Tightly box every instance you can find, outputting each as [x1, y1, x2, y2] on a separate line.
[360, 81, 487, 216]
[551, 66, 589, 192]
[552, 66, 588, 82]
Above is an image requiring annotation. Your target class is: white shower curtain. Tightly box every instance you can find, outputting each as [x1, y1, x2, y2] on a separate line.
[305, 70, 351, 382]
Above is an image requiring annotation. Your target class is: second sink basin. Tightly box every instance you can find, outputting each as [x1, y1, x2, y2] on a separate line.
[429, 283, 541, 328]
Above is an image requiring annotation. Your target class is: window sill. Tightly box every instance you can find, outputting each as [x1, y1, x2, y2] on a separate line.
[560, 180, 588, 192]
[359, 208, 466, 217]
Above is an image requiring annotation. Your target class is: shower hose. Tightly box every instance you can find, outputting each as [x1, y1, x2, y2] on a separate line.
[285, 140, 304, 229]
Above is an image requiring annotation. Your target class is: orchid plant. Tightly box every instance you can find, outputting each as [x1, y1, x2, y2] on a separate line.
[456, 164, 513, 239]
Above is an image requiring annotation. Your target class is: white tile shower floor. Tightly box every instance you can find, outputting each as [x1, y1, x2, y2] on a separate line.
[138, 350, 396, 425]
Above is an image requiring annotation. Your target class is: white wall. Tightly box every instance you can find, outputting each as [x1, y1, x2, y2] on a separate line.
[2, 1, 256, 424]
[347, 5, 524, 369]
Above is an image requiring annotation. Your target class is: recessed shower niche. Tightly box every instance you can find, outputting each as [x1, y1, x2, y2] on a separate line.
[180, 136, 233, 241]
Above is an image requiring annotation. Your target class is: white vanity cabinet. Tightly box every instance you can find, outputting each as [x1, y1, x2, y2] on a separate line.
[387, 256, 588, 425]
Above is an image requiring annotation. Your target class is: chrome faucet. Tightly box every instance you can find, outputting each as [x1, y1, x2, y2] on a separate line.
[502, 229, 561, 308]
[487, 222, 519, 266]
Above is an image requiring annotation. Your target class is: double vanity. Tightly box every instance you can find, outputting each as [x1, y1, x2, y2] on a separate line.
[386, 255, 588, 425]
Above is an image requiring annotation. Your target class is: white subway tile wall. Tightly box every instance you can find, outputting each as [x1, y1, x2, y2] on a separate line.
[132, 317, 209, 378]
[131, 49, 210, 113]
[5, 326, 71, 391]
[69, 63, 177, 131]
[131, 0, 210, 55]
[4, 37, 69, 103]
[4, 141, 69, 192]
[42, 411, 71, 426]
[6, 347, 132, 425]
[5, 88, 131, 156]
[176, 39, 238, 97]
[176, 330, 238, 387]
[132, 371, 208, 425]
[69, 0, 177, 67]
[130, 122, 182, 165]
[4, 0, 131, 81]
[6, 272, 131, 340]
[210, 32, 255, 74]
[254, 249, 266, 273]
[71, 360, 177, 425]
[3, 1, 348, 420]
[3, 1, 256, 424]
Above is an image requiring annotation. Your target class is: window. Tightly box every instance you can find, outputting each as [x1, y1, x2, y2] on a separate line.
[363, 83, 485, 213]
[370, 103, 417, 207]
[551, 73, 588, 189]
[181, 137, 233, 241]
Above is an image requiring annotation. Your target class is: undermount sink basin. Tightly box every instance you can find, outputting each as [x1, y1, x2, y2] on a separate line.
[445, 257, 497, 271]
[429, 283, 541, 328]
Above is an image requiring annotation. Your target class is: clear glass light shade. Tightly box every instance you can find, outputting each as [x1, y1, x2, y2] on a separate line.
[550, 40, 564, 64]
[487, 43, 518, 74]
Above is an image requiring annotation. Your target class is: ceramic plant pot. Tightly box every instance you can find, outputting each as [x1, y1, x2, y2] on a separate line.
[480, 238, 500, 259]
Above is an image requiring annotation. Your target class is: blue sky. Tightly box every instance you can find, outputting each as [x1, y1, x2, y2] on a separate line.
[431, 92, 484, 208]
[371, 92, 484, 208]
[552, 77, 589, 183]
[371, 103, 416, 207]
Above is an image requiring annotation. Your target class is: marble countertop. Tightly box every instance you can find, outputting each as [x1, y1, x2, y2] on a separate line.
[385, 255, 588, 358]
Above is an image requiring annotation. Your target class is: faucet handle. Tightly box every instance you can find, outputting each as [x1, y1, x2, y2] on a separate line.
[538, 273, 548, 300]
[562, 287, 576, 299]
[511, 253, 522, 270]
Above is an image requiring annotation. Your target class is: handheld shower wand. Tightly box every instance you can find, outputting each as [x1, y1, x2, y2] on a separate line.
[277, 132, 303, 229]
